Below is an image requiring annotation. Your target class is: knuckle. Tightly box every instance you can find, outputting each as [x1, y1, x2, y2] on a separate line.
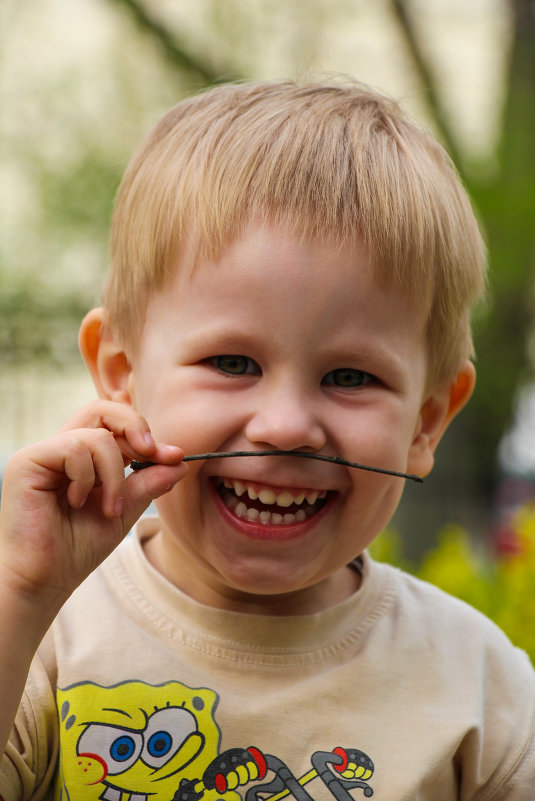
[64, 435, 88, 459]
[85, 399, 103, 414]
[6, 449, 28, 473]
[66, 399, 101, 426]
[93, 427, 116, 447]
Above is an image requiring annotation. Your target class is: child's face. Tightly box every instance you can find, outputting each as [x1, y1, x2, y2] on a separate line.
[125, 223, 437, 613]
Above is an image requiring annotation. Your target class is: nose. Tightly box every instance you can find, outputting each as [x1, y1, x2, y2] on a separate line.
[244, 379, 327, 453]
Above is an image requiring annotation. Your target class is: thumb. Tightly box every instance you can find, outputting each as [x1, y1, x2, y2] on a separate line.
[119, 462, 188, 533]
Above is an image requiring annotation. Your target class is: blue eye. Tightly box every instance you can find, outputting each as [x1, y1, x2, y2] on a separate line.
[141, 706, 198, 769]
[77, 724, 142, 774]
[211, 355, 260, 376]
[322, 369, 371, 388]
[147, 730, 173, 758]
[110, 735, 137, 762]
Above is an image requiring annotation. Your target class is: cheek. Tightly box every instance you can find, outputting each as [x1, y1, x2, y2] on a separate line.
[338, 412, 405, 466]
[140, 389, 245, 453]
[351, 469, 405, 512]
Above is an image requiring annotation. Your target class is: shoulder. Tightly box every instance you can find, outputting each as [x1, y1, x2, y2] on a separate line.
[368, 559, 535, 797]
[375, 557, 525, 650]
[366, 556, 534, 701]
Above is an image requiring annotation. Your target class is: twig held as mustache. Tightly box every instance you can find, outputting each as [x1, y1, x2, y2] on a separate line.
[130, 450, 423, 483]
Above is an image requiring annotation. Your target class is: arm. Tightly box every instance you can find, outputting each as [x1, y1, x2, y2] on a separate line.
[0, 400, 187, 755]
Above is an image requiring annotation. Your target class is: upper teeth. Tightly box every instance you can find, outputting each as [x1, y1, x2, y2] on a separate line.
[221, 477, 326, 507]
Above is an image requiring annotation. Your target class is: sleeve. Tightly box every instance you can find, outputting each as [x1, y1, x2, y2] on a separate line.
[468, 642, 535, 801]
[0, 655, 58, 801]
[497, 726, 535, 801]
[484, 676, 535, 801]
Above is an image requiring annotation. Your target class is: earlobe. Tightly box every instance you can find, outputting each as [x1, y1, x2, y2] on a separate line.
[408, 360, 476, 478]
[79, 308, 134, 404]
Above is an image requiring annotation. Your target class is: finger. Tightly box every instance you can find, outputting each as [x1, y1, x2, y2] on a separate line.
[61, 430, 125, 518]
[63, 438, 96, 509]
[61, 401, 157, 459]
[17, 435, 98, 500]
[88, 428, 129, 519]
[61, 401, 184, 467]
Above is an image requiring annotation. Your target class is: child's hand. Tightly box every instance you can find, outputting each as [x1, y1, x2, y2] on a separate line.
[0, 400, 187, 617]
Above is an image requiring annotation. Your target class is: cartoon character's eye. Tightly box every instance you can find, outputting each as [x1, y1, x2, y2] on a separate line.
[77, 724, 143, 775]
[147, 730, 173, 757]
[141, 707, 198, 769]
[110, 734, 137, 762]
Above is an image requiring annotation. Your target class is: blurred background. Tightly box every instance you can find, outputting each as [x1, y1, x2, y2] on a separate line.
[1, 0, 535, 648]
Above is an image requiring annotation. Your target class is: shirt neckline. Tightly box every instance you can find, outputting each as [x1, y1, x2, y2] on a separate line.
[103, 518, 397, 664]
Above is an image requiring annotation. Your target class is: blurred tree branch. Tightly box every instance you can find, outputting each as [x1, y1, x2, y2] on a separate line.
[466, 0, 535, 486]
[388, 0, 461, 167]
[113, 0, 241, 85]
[389, 0, 535, 523]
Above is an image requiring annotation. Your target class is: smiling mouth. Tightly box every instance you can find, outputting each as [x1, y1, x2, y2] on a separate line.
[215, 477, 331, 525]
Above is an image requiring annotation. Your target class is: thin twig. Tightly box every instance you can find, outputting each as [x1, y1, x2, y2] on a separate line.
[131, 450, 423, 483]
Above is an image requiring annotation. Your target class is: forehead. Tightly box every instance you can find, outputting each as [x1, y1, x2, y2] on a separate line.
[140, 223, 428, 359]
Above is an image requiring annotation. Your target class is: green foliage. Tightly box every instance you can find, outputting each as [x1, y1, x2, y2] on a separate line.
[1, 144, 122, 366]
[36, 149, 121, 232]
[0, 280, 89, 366]
[370, 512, 535, 664]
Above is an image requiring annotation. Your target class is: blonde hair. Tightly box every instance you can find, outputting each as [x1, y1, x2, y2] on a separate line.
[105, 80, 486, 386]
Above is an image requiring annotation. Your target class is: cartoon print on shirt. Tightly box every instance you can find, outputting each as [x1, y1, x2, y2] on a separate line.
[243, 748, 374, 801]
[55, 680, 374, 801]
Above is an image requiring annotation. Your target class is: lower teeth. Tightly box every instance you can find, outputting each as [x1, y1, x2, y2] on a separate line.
[218, 480, 325, 525]
[231, 499, 308, 525]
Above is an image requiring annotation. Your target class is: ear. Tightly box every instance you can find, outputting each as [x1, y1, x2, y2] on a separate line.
[408, 360, 476, 478]
[79, 308, 134, 405]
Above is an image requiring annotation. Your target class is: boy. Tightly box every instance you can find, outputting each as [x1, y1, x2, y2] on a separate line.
[0, 81, 533, 800]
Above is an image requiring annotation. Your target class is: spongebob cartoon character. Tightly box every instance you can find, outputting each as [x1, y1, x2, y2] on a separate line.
[55, 680, 373, 801]
[55, 680, 265, 801]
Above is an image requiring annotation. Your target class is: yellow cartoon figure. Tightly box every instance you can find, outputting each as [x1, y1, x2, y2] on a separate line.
[55, 680, 264, 801]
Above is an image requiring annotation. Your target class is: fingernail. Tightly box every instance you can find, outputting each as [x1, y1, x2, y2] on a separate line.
[163, 445, 183, 459]
[144, 432, 156, 448]
[113, 497, 124, 517]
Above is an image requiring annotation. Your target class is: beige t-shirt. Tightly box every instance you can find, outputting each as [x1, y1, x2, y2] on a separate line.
[1, 518, 534, 801]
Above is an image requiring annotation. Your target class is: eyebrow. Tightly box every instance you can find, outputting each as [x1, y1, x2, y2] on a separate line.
[179, 328, 260, 354]
[131, 450, 423, 483]
[102, 707, 134, 719]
